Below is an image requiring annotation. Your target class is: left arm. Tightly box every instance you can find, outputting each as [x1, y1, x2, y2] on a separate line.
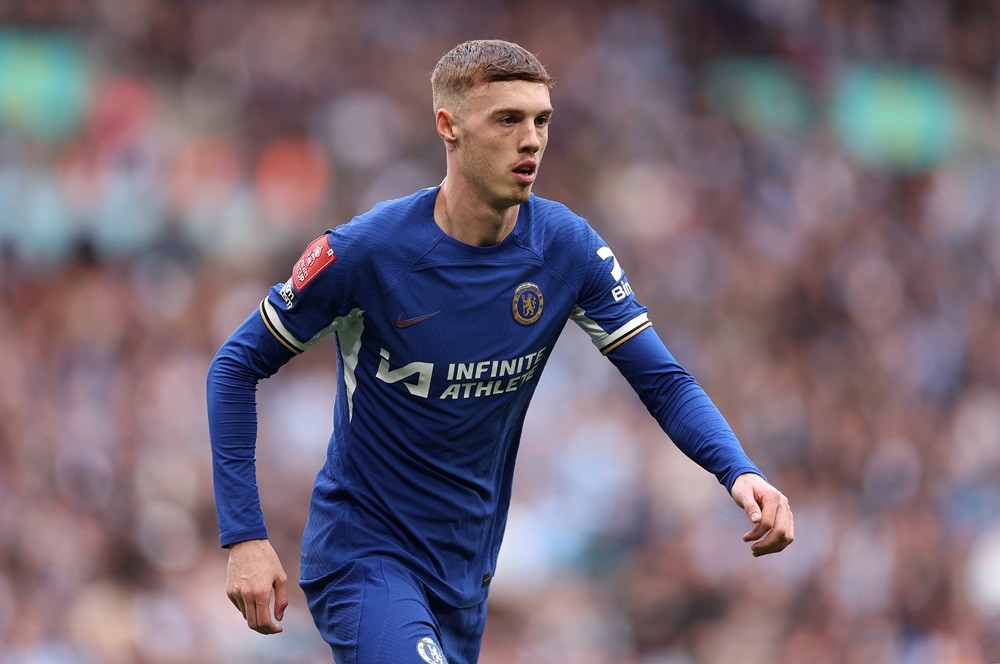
[606, 327, 794, 555]
[565, 217, 793, 556]
[604, 326, 757, 491]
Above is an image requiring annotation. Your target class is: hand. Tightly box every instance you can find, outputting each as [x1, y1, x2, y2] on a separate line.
[226, 539, 289, 634]
[730, 473, 794, 557]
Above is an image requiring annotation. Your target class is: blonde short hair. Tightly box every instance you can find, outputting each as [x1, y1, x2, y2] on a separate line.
[431, 39, 552, 111]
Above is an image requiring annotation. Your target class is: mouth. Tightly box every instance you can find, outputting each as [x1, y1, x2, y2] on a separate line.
[512, 160, 537, 185]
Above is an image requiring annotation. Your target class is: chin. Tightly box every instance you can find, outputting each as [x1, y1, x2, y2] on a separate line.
[484, 178, 534, 208]
[510, 187, 532, 204]
[490, 191, 529, 210]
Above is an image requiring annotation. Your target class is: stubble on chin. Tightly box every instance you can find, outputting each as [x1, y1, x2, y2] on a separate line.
[497, 185, 531, 209]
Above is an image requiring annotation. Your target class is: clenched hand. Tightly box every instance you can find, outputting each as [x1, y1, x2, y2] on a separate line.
[226, 539, 289, 634]
[730, 473, 795, 557]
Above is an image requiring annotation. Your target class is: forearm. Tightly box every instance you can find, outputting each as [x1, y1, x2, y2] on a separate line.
[207, 311, 295, 546]
[606, 327, 763, 492]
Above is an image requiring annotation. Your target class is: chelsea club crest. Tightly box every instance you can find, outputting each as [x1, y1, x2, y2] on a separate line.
[512, 282, 544, 325]
[417, 637, 448, 664]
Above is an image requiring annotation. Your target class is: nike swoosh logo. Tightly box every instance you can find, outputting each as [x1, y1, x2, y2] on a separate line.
[396, 311, 440, 328]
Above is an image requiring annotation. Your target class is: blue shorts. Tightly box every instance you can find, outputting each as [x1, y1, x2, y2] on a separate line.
[300, 556, 487, 664]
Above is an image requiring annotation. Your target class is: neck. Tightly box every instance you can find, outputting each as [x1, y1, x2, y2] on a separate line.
[434, 179, 520, 247]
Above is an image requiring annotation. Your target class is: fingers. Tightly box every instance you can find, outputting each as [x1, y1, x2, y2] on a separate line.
[248, 590, 283, 634]
[274, 575, 289, 622]
[731, 474, 795, 557]
[742, 521, 768, 543]
[228, 585, 246, 620]
[232, 581, 284, 634]
[749, 492, 794, 557]
[225, 540, 288, 634]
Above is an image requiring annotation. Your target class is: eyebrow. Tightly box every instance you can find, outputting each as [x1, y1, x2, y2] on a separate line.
[491, 107, 555, 117]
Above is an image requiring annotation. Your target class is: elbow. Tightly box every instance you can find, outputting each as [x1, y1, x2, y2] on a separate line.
[206, 351, 226, 389]
[207, 343, 257, 390]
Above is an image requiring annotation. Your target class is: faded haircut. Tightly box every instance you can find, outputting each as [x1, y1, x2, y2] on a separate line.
[431, 39, 552, 112]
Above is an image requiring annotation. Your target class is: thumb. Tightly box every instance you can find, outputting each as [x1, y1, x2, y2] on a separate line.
[741, 499, 766, 542]
[733, 482, 761, 523]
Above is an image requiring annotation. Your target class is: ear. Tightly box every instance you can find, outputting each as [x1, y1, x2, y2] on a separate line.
[436, 108, 459, 146]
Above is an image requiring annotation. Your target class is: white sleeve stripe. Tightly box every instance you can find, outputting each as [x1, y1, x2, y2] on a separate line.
[260, 299, 309, 352]
[571, 309, 650, 350]
[597, 312, 650, 349]
[600, 320, 652, 355]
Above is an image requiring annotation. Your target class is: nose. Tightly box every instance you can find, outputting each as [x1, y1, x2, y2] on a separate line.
[520, 123, 542, 153]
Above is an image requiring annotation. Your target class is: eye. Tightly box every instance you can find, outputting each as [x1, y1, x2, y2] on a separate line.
[535, 115, 550, 127]
[499, 116, 516, 125]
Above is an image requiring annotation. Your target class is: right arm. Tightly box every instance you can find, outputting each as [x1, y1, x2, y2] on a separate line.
[206, 309, 295, 547]
[207, 309, 296, 634]
[207, 230, 353, 633]
[208, 233, 342, 547]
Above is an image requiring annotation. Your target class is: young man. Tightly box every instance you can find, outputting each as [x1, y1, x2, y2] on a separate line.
[207, 39, 793, 663]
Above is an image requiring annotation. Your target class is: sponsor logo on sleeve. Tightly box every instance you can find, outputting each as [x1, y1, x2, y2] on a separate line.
[597, 245, 633, 300]
[291, 234, 337, 291]
[279, 279, 296, 307]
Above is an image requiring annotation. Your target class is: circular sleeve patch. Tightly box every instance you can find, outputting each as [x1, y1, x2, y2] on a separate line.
[417, 636, 448, 663]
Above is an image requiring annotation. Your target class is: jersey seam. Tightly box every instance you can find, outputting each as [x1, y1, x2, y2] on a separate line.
[511, 234, 578, 292]
[361, 234, 448, 312]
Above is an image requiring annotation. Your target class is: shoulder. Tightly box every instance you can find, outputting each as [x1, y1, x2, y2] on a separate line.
[329, 186, 440, 259]
[527, 194, 586, 227]
[339, 187, 437, 239]
[520, 194, 596, 254]
[317, 187, 441, 290]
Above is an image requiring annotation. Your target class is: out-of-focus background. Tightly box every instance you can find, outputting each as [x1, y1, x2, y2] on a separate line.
[1, 0, 999, 662]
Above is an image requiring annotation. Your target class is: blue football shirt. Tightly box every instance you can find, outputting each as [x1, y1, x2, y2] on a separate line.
[207, 186, 762, 607]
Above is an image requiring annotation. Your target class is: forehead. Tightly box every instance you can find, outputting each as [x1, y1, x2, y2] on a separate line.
[463, 80, 552, 114]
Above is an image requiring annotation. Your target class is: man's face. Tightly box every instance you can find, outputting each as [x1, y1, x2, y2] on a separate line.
[451, 80, 553, 210]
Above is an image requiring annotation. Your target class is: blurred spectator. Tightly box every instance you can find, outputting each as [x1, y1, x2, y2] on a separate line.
[1, 1, 999, 662]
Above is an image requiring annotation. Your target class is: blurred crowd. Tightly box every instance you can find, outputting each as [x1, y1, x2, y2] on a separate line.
[2, 0, 1000, 662]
